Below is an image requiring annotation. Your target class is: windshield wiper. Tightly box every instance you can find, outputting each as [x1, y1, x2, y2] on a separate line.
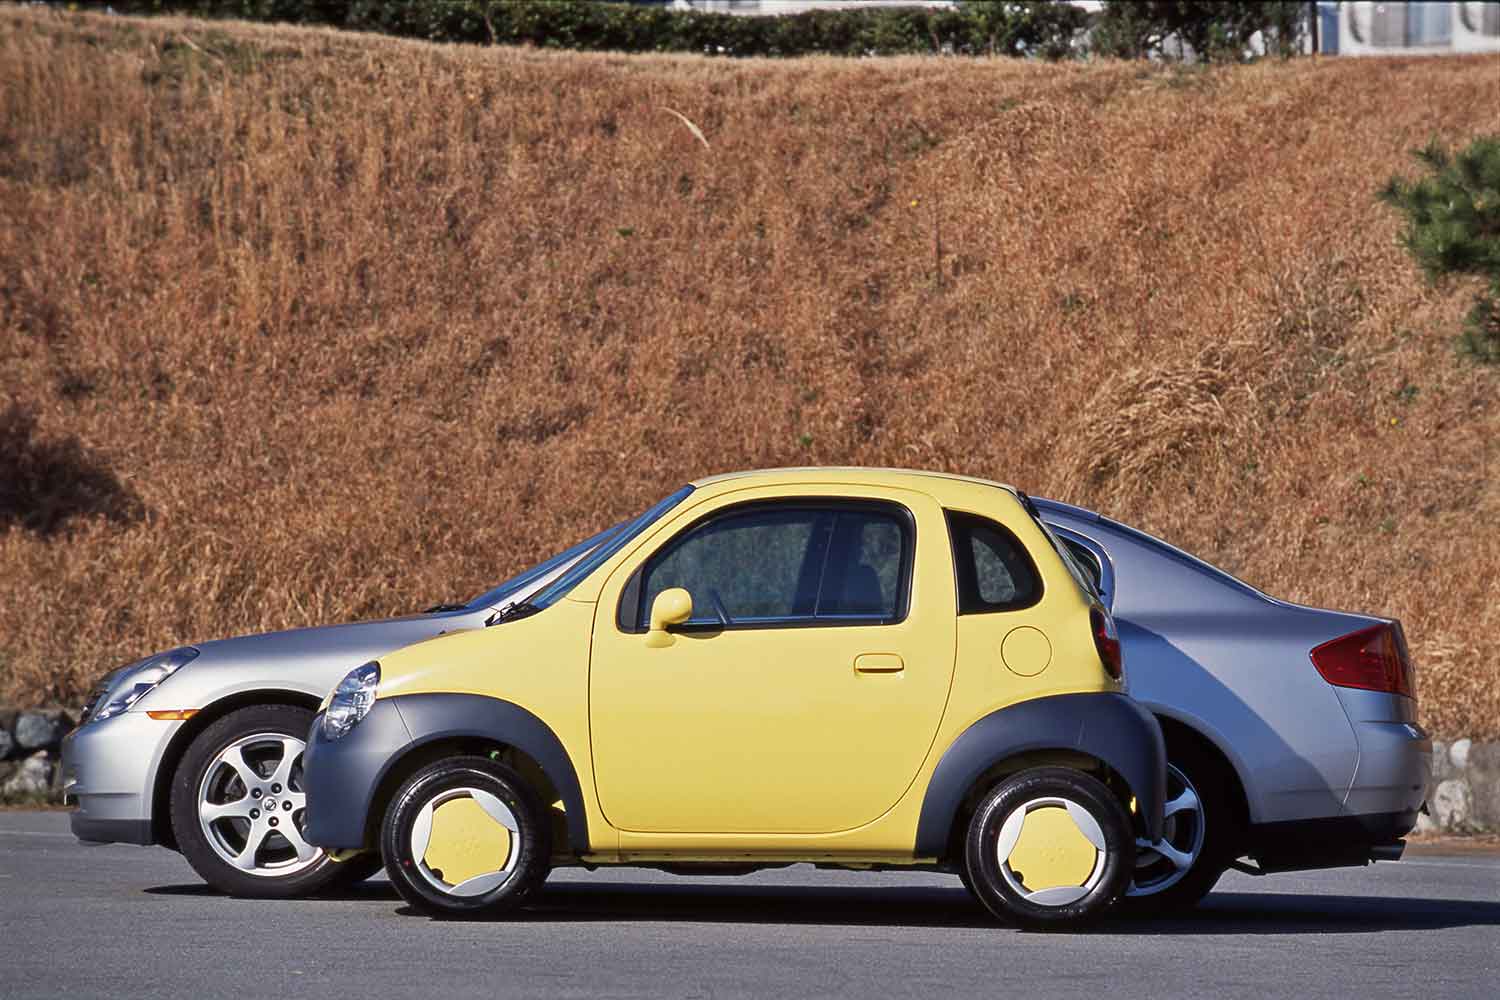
[485, 601, 544, 627]
[424, 602, 469, 613]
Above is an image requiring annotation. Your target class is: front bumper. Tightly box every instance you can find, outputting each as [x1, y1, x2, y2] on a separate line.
[60, 710, 183, 846]
[302, 701, 414, 850]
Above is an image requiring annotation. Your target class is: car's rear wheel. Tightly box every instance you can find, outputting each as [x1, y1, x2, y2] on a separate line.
[1123, 748, 1233, 913]
[380, 755, 550, 918]
[963, 767, 1133, 930]
[171, 704, 356, 897]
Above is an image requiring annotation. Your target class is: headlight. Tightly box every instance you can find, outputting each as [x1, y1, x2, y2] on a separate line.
[90, 647, 199, 724]
[323, 661, 380, 741]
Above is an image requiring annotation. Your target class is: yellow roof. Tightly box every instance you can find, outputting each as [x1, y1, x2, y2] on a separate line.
[689, 466, 1019, 495]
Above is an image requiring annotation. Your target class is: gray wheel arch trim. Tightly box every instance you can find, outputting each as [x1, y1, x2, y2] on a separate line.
[914, 692, 1166, 857]
[303, 693, 590, 854]
[388, 693, 590, 854]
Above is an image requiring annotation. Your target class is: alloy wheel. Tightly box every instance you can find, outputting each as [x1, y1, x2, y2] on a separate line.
[197, 732, 322, 878]
[1127, 762, 1205, 896]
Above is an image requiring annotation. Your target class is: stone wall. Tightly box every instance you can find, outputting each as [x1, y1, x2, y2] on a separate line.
[0, 707, 78, 802]
[1417, 739, 1500, 834]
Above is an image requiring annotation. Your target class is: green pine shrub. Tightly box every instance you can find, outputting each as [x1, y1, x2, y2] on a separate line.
[1380, 135, 1500, 365]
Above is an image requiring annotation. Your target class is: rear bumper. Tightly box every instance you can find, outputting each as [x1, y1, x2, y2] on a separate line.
[1346, 721, 1431, 816]
[59, 711, 180, 846]
[1247, 809, 1419, 872]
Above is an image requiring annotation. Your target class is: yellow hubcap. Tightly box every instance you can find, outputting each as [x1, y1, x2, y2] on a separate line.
[424, 797, 513, 886]
[410, 787, 520, 897]
[995, 796, 1108, 906]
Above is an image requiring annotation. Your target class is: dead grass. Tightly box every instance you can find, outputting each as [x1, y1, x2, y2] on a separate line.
[1, 9, 1497, 735]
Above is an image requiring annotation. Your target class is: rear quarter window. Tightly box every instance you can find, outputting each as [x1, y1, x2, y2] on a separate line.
[946, 511, 1042, 614]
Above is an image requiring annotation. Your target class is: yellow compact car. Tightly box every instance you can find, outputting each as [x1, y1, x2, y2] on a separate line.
[304, 469, 1166, 928]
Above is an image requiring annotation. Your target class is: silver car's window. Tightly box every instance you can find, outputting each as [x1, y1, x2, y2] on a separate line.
[530, 485, 695, 610]
[1019, 495, 1099, 601]
[1060, 538, 1104, 593]
[465, 526, 619, 610]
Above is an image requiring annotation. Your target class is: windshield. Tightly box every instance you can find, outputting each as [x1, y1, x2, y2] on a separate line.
[529, 485, 695, 610]
[465, 526, 619, 610]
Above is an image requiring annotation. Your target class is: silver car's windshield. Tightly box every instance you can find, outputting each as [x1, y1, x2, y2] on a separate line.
[528, 485, 695, 610]
[465, 527, 619, 610]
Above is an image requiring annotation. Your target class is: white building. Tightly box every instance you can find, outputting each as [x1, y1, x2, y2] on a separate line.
[1321, 1, 1500, 54]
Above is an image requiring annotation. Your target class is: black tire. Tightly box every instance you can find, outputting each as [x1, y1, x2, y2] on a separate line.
[964, 767, 1133, 930]
[380, 755, 550, 918]
[170, 704, 348, 898]
[1120, 743, 1235, 915]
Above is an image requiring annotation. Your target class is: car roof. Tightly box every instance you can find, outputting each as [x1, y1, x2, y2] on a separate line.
[689, 466, 1020, 495]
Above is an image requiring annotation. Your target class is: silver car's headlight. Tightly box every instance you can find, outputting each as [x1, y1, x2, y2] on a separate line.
[323, 661, 380, 741]
[90, 647, 199, 724]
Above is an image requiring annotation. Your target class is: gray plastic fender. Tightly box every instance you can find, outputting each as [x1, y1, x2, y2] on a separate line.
[304, 693, 590, 853]
[913, 692, 1166, 857]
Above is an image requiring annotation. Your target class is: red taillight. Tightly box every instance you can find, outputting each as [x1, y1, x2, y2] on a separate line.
[1091, 606, 1122, 681]
[1309, 624, 1415, 699]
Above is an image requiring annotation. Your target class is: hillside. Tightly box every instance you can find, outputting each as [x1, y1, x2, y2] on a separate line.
[1, 9, 1497, 736]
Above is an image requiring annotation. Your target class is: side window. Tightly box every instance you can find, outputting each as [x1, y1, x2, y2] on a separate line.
[1062, 538, 1104, 593]
[630, 501, 912, 629]
[817, 508, 906, 619]
[946, 511, 1042, 614]
[640, 508, 821, 627]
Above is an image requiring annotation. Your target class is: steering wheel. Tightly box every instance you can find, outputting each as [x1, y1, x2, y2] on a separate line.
[707, 588, 732, 627]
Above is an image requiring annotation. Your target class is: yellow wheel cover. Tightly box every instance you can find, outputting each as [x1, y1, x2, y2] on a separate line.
[995, 796, 1108, 906]
[410, 787, 519, 897]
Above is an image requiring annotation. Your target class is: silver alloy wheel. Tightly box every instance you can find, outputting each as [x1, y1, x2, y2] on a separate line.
[197, 732, 321, 878]
[993, 795, 1109, 907]
[1127, 763, 1205, 896]
[410, 787, 521, 897]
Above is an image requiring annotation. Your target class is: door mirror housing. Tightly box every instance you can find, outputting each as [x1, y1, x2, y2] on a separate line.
[645, 588, 693, 648]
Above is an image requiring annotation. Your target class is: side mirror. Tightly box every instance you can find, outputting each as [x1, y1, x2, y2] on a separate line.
[645, 588, 693, 648]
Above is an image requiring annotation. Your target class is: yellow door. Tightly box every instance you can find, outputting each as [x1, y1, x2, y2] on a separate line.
[588, 486, 957, 835]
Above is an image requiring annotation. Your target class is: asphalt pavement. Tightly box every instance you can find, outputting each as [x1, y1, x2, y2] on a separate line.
[2, 810, 1496, 1000]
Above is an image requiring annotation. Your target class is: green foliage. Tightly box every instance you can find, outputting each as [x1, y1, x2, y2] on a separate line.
[1379, 137, 1500, 280]
[1459, 278, 1500, 365]
[1380, 135, 1500, 365]
[1092, 0, 1306, 62]
[109, 1, 1088, 59]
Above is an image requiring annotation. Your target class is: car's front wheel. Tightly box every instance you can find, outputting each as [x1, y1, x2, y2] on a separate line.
[170, 704, 366, 897]
[963, 767, 1133, 929]
[380, 755, 550, 918]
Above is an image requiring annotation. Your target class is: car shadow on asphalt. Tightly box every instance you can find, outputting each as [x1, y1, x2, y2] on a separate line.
[434, 884, 1500, 933]
[144, 881, 1500, 933]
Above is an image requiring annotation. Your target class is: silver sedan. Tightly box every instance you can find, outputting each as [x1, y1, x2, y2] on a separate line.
[63, 497, 1430, 908]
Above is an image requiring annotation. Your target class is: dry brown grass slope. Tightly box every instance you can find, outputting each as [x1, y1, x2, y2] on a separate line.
[1, 9, 1497, 735]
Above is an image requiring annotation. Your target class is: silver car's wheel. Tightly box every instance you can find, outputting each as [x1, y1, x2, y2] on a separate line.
[172, 704, 360, 897]
[197, 732, 320, 878]
[1128, 763, 1206, 897]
